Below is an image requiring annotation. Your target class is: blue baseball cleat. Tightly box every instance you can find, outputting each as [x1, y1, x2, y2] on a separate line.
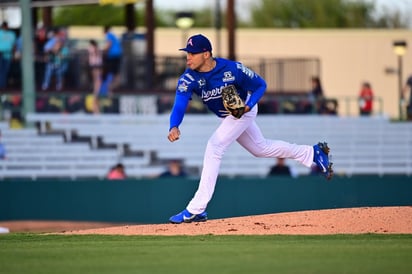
[313, 142, 334, 180]
[169, 209, 208, 224]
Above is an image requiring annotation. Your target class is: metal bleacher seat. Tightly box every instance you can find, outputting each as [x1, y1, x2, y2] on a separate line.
[23, 113, 412, 179]
[1, 119, 159, 179]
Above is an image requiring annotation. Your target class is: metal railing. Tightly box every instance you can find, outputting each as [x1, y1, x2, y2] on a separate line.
[5, 46, 320, 93]
[0, 92, 383, 128]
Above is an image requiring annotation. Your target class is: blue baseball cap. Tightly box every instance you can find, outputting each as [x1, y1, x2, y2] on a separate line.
[179, 34, 212, 53]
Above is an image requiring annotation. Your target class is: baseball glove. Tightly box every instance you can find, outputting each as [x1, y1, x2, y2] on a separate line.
[221, 85, 245, 119]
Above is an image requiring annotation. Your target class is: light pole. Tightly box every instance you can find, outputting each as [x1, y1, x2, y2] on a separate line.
[175, 11, 194, 47]
[393, 40, 407, 120]
[215, 0, 222, 57]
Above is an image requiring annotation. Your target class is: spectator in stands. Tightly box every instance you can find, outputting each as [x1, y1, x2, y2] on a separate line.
[34, 26, 48, 88]
[107, 163, 127, 180]
[267, 158, 292, 177]
[358, 82, 374, 116]
[403, 74, 412, 120]
[0, 21, 17, 89]
[310, 76, 324, 98]
[41, 27, 70, 91]
[0, 130, 6, 160]
[88, 39, 103, 114]
[267, 158, 298, 178]
[34, 26, 48, 59]
[102, 26, 123, 94]
[309, 76, 326, 114]
[14, 33, 22, 60]
[159, 159, 187, 178]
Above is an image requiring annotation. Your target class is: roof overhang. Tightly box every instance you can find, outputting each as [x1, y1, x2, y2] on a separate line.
[0, 0, 139, 8]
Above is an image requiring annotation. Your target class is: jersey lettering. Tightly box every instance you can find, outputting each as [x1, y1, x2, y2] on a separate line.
[201, 86, 223, 102]
[237, 63, 255, 79]
[180, 78, 191, 84]
[185, 73, 195, 81]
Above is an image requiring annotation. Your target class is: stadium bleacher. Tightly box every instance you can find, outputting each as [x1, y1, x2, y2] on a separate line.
[0, 113, 411, 180]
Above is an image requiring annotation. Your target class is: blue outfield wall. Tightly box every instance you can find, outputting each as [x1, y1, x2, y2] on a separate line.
[0, 176, 411, 224]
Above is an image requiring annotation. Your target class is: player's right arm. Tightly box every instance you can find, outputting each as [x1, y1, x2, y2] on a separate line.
[168, 76, 193, 142]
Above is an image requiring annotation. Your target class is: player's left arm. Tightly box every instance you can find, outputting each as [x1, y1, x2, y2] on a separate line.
[236, 64, 267, 112]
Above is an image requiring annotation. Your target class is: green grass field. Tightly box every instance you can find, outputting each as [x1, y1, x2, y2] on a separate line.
[1, 234, 411, 274]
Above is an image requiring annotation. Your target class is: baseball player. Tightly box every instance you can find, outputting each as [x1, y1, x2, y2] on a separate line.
[167, 34, 333, 224]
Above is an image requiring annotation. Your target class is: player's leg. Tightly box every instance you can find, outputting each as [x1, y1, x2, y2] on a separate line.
[185, 109, 257, 215]
[236, 121, 314, 167]
[170, 112, 256, 223]
[237, 117, 333, 178]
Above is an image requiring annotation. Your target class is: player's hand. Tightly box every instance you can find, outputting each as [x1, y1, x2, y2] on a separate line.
[168, 127, 180, 142]
[219, 106, 251, 117]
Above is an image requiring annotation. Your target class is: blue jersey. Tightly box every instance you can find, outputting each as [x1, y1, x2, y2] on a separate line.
[170, 58, 267, 129]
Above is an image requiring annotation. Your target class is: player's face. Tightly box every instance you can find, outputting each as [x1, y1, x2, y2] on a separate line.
[186, 52, 208, 71]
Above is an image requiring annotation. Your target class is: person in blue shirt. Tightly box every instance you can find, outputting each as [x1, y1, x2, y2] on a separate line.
[102, 26, 123, 95]
[41, 28, 69, 91]
[167, 34, 333, 224]
[0, 21, 16, 89]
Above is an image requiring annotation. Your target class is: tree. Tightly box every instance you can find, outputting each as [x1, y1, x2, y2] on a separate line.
[49, 1, 410, 29]
[52, 5, 169, 27]
[248, 0, 409, 28]
[53, 5, 125, 26]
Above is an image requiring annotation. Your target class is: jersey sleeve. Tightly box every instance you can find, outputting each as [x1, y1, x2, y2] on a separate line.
[169, 74, 194, 130]
[236, 63, 267, 109]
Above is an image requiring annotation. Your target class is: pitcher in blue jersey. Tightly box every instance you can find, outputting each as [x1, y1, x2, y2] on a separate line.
[168, 34, 333, 224]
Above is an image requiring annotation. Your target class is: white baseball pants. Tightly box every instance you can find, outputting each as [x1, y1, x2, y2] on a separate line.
[186, 105, 314, 214]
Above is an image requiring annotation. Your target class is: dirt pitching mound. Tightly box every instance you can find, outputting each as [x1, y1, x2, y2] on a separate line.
[2, 206, 411, 235]
[60, 206, 412, 235]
